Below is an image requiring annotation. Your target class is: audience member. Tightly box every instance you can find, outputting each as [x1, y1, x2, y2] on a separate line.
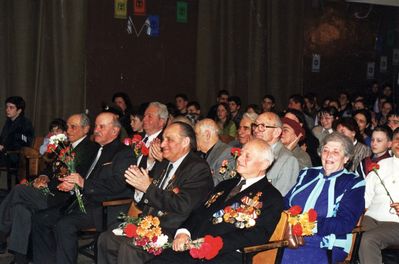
[359, 128, 399, 264]
[334, 117, 371, 171]
[112, 92, 134, 136]
[281, 117, 312, 170]
[0, 96, 34, 170]
[252, 112, 299, 195]
[228, 96, 243, 128]
[97, 122, 213, 264]
[338, 91, 352, 117]
[356, 126, 392, 178]
[31, 112, 135, 264]
[186, 101, 202, 125]
[229, 112, 257, 148]
[287, 94, 314, 129]
[149, 139, 283, 264]
[215, 102, 237, 140]
[245, 104, 260, 114]
[207, 90, 229, 120]
[175, 93, 189, 116]
[129, 111, 144, 137]
[387, 110, 399, 132]
[282, 132, 365, 263]
[312, 107, 339, 144]
[261, 94, 276, 113]
[39, 118, 67, 155]
[195, 119, 235, 185]
[353, 109, 372, 146]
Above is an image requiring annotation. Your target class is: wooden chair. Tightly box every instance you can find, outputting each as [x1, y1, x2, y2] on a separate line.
[242, 212, 289, 264]
[0, 150, 21, 191]
[78, 199, 142, 260]
[338, 214, 365, 264]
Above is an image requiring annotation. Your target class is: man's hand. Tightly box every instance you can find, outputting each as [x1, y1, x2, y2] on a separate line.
[60, 173, 84, 188]
[57, 181, 75, 192]
[286, 133, 302, 151]
[124, 165, 151, 192]
[149, 138, 163, 162]
[32, 175, 50, 189]
[172, 233, 190, 251]
[390, 203, 399, 215]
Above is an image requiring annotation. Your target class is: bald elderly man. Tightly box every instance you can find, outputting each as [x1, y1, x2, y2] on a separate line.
[149, 139, 283, 264]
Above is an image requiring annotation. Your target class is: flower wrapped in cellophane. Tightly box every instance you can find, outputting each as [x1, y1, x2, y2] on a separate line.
[287, 205, 318, 236]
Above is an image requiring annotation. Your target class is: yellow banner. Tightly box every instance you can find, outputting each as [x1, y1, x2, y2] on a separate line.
[114, 0, 127, 19]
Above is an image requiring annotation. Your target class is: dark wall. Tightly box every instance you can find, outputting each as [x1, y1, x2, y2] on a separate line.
[86, 0, 198, 115]
[303, 2, 399, 101]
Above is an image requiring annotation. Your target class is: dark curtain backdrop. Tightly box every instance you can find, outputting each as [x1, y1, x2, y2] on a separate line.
[196, 0, 305, 112]
[0, 0, 87, 135]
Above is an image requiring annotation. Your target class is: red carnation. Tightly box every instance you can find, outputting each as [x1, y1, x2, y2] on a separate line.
[123, 138, 132, 146]
[141, 145, 149, 156]
[288, 205, 302, 216]
[308, 209, 318, 222]
[123, 223, 137, 238]
[189, 248, 200, 258]
[203, 235, 223, 260]
[132, 134, 143, 143]
[47, 144, 57, 153]
[231, 148, 241, 157]
[367, 162, 380, 173]
[292, 223, 303, 236]
[172, 187, 180, 194]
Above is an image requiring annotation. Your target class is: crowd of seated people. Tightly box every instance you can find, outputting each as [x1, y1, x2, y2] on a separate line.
[0, 81, 397, 264]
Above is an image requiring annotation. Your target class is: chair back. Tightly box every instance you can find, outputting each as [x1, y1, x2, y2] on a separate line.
[127, 202, 142, 217]
[252, 212, 288, 264]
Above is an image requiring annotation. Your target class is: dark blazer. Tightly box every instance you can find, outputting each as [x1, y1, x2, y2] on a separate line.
[183, 176, 283, 255]
[139, 151, 214, 237]
[82, 138, 136, 230]
[46, 136, 99, 208]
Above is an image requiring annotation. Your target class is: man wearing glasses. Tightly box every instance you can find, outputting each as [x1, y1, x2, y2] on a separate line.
[252, 112, 299, 196]
[360, 127, 399, 264]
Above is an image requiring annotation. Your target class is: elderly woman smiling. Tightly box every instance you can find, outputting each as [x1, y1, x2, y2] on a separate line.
[282, 132, 365, 264]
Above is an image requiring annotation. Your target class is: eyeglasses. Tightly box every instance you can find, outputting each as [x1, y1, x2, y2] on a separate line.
[251, 123, 278, 132]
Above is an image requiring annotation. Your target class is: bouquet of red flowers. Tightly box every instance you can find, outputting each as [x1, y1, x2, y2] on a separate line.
[189, 235, 224, 260]
[287, 205, 318, 236]
[219, 148, 241, 179]
[47, 134, 86, 213]
[123, 134, 149, 158]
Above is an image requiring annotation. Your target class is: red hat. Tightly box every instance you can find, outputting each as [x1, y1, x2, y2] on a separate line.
[281, 117, 306, 140]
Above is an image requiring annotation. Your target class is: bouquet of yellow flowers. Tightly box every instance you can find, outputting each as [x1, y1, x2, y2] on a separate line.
[287, 205, 318, 236]
[119, 214, 170, 255]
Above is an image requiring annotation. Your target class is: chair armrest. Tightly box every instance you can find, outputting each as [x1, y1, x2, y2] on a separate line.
[243, 240, 289, 254]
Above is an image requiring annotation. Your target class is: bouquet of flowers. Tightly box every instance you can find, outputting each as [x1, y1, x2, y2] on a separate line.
[288, 205, 317, 236]
[123, 134, 149, 158]
[219, 148, 241, 179]
[117, 214, 224, 259]
[47, 134, 86, 213]
[119, 214, 170, 255]
[287, 205, 318, 236]
[189, 235, 223, 260]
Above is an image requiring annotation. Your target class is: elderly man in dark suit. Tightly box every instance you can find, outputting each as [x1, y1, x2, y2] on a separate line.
[149, 138, 283, 264]
[97, 121, 214, 264]
[31, 112, 136, 264]
[0, 113, 98, 263]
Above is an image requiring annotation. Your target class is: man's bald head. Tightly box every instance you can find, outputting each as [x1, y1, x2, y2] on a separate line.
[194, 118, 220, 153]
[93, 112, 121, 146]
[236, 139, 274, 179]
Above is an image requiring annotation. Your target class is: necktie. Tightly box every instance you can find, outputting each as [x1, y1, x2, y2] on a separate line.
[85, 147, 103, 179]
[158, 163, 173, 189]
[138, 137, 149, 168]
[225, 179, 246, 201]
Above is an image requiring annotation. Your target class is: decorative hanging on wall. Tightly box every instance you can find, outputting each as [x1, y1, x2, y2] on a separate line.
[145, 15, 160, 36]
[115, 0, 128, 19]
[134, 0, 146, 16]
[177, 1, 188, 23]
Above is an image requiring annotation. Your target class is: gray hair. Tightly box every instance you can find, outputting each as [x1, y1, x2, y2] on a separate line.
[320, 132, 354, 159]
[149, 102, 169, 121]
[78, 113, 90, 127]
[196, 118, 220, 136]
[242, 112, 258, 123]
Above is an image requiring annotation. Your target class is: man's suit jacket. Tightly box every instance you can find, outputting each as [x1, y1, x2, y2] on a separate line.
[47, 136, 99, 208]
[206, 140, 235, 186]
[82, 138, 136, 230]
[139, 151, 214, 237]
[267, 141, 300, 196]
[183, 176, 283, 256]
